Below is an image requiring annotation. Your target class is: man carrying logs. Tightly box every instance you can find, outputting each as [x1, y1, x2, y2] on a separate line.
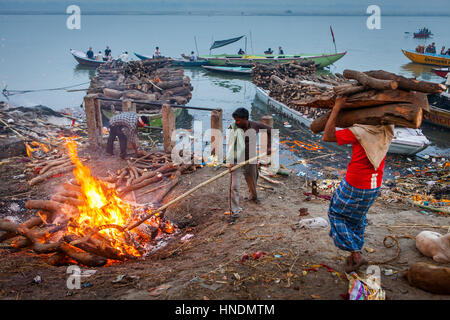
[322, 97, 394, 272]
[226, 108, 272, 222]
[106, 111, 149, 160]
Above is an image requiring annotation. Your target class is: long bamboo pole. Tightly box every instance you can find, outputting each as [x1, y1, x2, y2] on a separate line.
[125, 153, 266, 231]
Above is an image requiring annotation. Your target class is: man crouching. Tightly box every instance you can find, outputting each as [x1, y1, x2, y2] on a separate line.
[106, 112, 149, 159]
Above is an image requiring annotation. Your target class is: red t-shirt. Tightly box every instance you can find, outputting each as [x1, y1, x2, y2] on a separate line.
[335, 129, 385, 189]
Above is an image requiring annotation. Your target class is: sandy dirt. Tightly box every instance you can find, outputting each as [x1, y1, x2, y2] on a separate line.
[0, 153, 449, 300]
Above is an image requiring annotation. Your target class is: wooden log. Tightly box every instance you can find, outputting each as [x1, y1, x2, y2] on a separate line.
[343, 70, 398, 90]
[39, 158, 71, 174]
[157, 80, 184, 90]
[365, 70, 447, 94]
[25, 200, 61, 212]
[122, 99, 136, 112]
[162, 104, 175, 153]
[270, 75, 287, 86]
[61, 183, 82, 194]
[147, 170, 181, 205]
[333, 84, 366, 96]
[59, 242, 107, 267]
[52, 195, 84, 207]
[103, 88, 123, 99]
[164, 86, 190, 96]
[84, 94, 102, 148]
[211, 109, 223, 157]
[345, 89, 429, 111]
[310, 103, 423, 133]
[28, 165, 75, 186]
[64, 234, 126, 261]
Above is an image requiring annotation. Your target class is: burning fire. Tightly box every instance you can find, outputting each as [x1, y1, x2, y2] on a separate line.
[64, 138, 140, 257]
[25, 141, 50, 158]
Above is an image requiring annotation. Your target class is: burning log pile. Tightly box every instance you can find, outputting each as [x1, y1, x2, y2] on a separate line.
[0, 139, 198, 267]
[89, 59, 193, 111]
[305, 70, 447, 133]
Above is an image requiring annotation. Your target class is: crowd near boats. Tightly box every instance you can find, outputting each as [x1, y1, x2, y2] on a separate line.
[68, 30, 449, 156]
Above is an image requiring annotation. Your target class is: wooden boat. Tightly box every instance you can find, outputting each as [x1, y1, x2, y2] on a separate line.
[414, 28, 432, 38]
[254, 86, 430, 155]
[432, 67, 450, 78]
[134, 52, 153, 60]
[426, 93, 450, 128]
[402, 49, 450, 67]
[202, 65, 252, 74]
[70, 49, 106, 67]
[199, 52, 347, 68]
[171, 59, 210, 67]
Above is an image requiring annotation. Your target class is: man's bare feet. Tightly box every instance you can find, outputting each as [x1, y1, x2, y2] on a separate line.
[345, 251, 367, 273]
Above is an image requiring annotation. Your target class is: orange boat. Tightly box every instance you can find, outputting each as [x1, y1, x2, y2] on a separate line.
[402, 49, 450, 67]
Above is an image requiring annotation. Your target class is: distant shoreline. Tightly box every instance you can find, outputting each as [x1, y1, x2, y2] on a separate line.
[0, 11, 450, 17]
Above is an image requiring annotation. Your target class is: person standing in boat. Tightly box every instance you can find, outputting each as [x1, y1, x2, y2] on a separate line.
[189, 51, 198, 61]
[154, 47, 161, 58]
[104, 46, 111, 61]
[278, 46, 284, 54]
[86, 47, 94, 59]
[264, 48, 273, 55]
[322, 97, 394, 272]
[238, 48, 245, 55]
[441, 46, 446, 55]
[119, 51, 128, 62]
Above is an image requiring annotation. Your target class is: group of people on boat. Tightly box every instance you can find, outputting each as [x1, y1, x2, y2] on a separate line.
[263, 46, 284, 55]
[415, 43, 450, 55]
[86, 46, 113, 61]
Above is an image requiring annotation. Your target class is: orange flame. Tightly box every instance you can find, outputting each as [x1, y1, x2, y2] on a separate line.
[64, 138, 140, 257]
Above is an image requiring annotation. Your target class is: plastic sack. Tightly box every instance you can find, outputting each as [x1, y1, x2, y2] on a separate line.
[298, 217, 329, 229]
[347, 271, 385, 300]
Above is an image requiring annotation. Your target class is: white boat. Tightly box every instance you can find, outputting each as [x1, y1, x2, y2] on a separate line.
[255, 87, 430, 155]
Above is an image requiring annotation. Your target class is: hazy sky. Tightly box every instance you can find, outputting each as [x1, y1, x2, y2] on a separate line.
[1, 0, 449, 15]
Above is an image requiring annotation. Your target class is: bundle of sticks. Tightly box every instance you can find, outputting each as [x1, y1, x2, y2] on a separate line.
[90, 59, 193, 110]
[25, 153, 88, 186]
[0, 174, 177, 267]
[305, 70, 447, 133]
[102, 152, 200, 200]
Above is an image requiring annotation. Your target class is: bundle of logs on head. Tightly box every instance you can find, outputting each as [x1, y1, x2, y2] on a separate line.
[88, 58, 194, 111]
[252, 60, 349, 120]
[301, 70, 447, 133]
[0, 152, 200, 267]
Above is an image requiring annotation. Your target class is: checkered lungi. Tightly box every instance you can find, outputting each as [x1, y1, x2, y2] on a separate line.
[327, 178, 380, 252]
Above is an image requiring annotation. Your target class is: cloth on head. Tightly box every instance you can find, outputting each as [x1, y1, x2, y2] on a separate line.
[349, 124, 394, 170]
[328, 178, 380, 252]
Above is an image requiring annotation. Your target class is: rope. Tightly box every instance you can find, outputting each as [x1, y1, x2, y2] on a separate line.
[367, 235, 401, 265]
[2, 81, 91, 98]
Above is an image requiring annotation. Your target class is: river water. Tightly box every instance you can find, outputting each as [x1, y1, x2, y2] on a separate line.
[0, 14, 449, 177]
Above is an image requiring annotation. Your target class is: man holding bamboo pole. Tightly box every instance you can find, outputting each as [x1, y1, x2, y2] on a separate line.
[322, 97, 394, 272]
[226, 108, 272, 222]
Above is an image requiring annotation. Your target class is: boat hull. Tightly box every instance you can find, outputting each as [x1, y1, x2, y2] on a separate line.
[200, 52, 346, 68]
[254, 87, 429, 155]
[426, 93, 450, 128]
[70, 49, 105, 67]
[431, 67, 449, 78]
[202, 65, 251, 74]
[413, 33, 431, 38]
[171, 60, 210, 67]
[402, 49, 450, 67]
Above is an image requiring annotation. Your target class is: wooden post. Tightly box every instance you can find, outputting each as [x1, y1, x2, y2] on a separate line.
[261, 115, 274, 128]
[162, 104, 175, 153]
[84, 94, 102, 148]
[260, 115, 273, 164]
[122, 99, 136, 112]
[211, 109, 223, 157]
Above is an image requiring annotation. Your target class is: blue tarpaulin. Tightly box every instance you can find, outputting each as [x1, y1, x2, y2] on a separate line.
[210, 36, 244, 50]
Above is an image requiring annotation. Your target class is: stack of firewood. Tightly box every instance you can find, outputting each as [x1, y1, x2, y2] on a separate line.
[304, 70, 447, 133]
[252, 60, 316, 89]
[89, 59, 193, 110]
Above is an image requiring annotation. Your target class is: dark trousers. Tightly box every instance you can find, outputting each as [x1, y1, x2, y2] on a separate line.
[106, 125, 127, 158]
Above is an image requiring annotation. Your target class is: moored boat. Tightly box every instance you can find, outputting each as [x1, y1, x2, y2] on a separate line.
[202, 65, 252, 74]
[432, 67, 450, 78]
[171, 59, 210, 67]
[199, 52, 347, 69]
[254, 86, 430, 155]
[70, 49, 106, 67]
[426, 93, 450, 128]
[402, 49, 450, 67]
[413, 28, 432, 38]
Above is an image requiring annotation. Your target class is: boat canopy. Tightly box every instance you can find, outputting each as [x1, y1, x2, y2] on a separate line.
[210, 35, 244, 50]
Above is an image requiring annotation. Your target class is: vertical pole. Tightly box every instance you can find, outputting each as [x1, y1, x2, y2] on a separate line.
[261, 115, 274, 128]
[84, 94, 101, 149]
[260, 115, 273, 165]
[210, 109, 223, 158]
[122, 99, 135, 112]
[162, 104, 175, 154]
[93, 98, 103, 145]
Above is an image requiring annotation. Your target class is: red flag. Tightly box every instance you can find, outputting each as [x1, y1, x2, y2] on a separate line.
[330, 26, 335, 43]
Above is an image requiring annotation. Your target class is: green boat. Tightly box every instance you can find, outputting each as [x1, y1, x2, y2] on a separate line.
[199, 35, 346, 68]
[198, 52, 347, 68]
